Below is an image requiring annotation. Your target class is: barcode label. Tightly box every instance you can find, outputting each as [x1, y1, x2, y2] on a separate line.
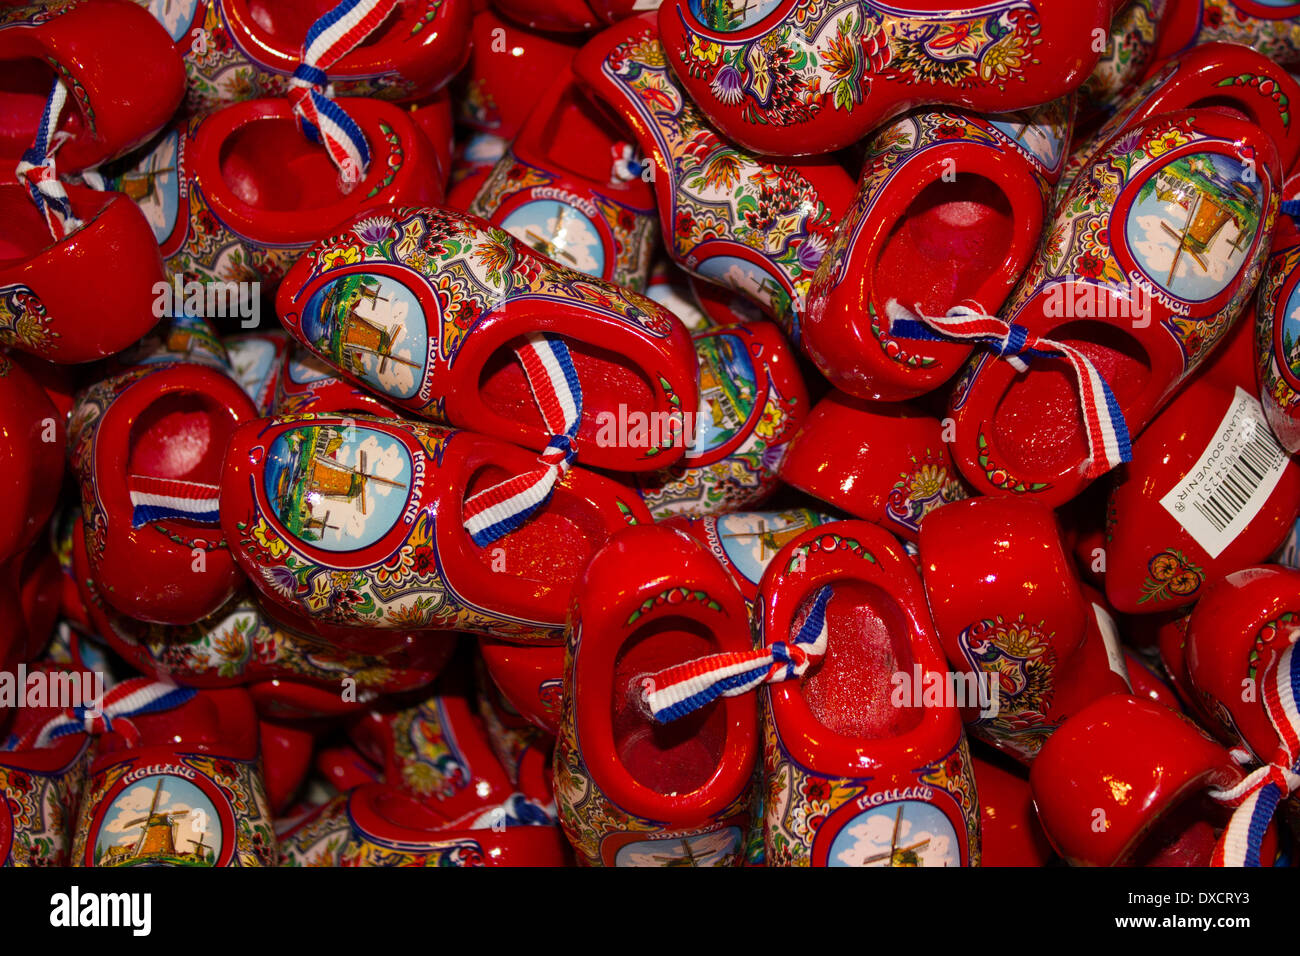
[1159, 387, 1290, 559]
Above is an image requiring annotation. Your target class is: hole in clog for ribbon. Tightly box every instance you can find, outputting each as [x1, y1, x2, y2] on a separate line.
[220, 118, 363, 212]
[992, 320, 1151, 476]
[876, 175, 1015, 317]
[797, 583, 924, 739]
[615, 616, 727, 795]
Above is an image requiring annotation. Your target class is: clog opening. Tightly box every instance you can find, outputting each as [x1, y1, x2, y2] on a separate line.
[220, 119, 359, 212]
[244, 0, 398, 50]
[991, 319, 1150, 475]
[875, 174, 1014, 316]
[798, 582, 925, 738]
[1126, 793, 1223, 867]
[613, 616, 727, 795]
[0, 58, 86, 161]
[538, 86, 629, 186]
[127, 391, 237, 515]
[1186, 98, 1256, 126]
[462, 463, 603, 585]
[479, 336, 656, 452]
[0, 185, 57, 260]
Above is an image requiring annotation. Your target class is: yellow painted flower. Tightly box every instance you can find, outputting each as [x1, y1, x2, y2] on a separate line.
[997, 623, 1047, 659]
[1146, 128, 1190, 157]
[690, 35, 721, 66]
[978, 34, 1025, 82]
[252, 519, 288, 558]
[908, 462, 947, 500]
[320, 245, 362, 271]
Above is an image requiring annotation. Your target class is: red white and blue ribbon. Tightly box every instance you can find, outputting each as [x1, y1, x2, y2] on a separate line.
[288, 0, 399, 185]
[463, 334, 583, 548]
[14, 77, 83, 240]
[1210, 638, 1300, 867]
[640, 585, 833, 724]
[886, 300, 1132, 479]
[129, 475, 222, 528]
[18, 677, 197, 751]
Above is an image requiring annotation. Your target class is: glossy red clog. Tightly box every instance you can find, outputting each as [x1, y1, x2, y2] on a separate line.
[1185, 565, 1300, 762]
[970, 748, 1052, 866]
[0, 0, 185, 171]
[102, 98, 445, 287]
[69, 362, 257, 624]
[778, 390, 969, 542]
[759, 519, 979, 866]
[573, 15, 856, 341]
[1030, 693, 1251, 866]
[260, 718, 314, 815]
[140, 0, 471, 113]
[467, 66, 658, 290]
[630, 321, 808, 517]
[656, 0, 1109, 157]
[480, 638, 565, 735]
[948, 108, 1280, 507]
[277, 206, 699, 473]
[72, 686, 278, 866]
[803, 98, 1071, 401]
[554, 525, 756, 866]
[1105, 379, 1300, 614]
[920, 497, 1130, 762]
[222, 415, 651, 642]
[277, 783, 569, 865]
[0, 184, 167, 364]
[0, 354, 62, 563]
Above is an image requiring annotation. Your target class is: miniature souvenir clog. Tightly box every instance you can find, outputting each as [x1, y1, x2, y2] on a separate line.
[803, 98, 1072, 401]
[1256, 178, 1300, 451]
[970, 748, 1052, 867]
[480, 638, 566, 735]
[0, 183, 169, 364]
[278, 783, 568, 866]
[1105, 379, 1300, 614]
[276, 206, 699, 473]
[98, 98, 445, 287]
[662, 507, 839, 608]
[1060, 43, 1300, 200]
[0, 664, 92, 866]
[777, 391, 969, 542]
[222, 415, 652, 643]
[656, 0, 1110, 157]
[943, 108, 1279, 507]
[628, 321, 808, 518]
[0, 354, 63, 563]
[553, 525, 756, 867]
[71, 684, 279, 866]
[572, 15, 856, 341]
[136, 0, 471, 113]
[467, 67, 658, 291]
[0, 0, 185, 171]
[757, 520, 980, 866]
[348, 682, 523, 821]
[920, 497, 1131, 763]
[456, 8, 584, 143]
[1154, 0, 1300, 71]
[69, 362, 257, 624]
[1030, 693, 1252, 866]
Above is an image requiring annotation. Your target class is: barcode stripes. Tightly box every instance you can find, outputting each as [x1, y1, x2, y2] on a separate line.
[1190, 424, 1288, 534]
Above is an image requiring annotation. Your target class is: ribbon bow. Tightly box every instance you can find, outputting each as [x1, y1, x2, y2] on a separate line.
[18, 677, 197, 751]
[885, 300, 1132, 479]
[639, 585, 833, 724]
[611, 142, 645, 183]
[14, 77, 83, 240]
[288, 0, 399, 186]
[1209, 638, 1300, 867]
[462, 334, 583, 547]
